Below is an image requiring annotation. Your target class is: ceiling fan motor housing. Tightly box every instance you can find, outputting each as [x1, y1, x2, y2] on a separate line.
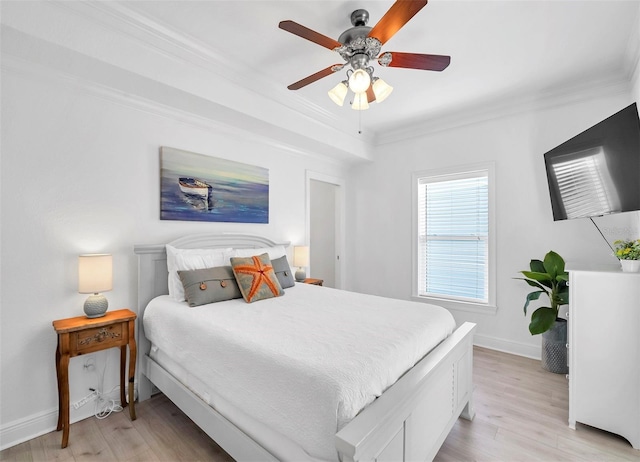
[337, 9, 382, 67]
[337, 25, 371, 47]
[350, 9, 369, 27]
[350, 53, 370, 71]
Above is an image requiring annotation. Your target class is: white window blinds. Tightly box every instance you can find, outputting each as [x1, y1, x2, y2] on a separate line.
[417, 170, 489, 303]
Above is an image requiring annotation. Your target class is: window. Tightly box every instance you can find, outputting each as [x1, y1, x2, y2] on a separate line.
[412, 163, 495, 312]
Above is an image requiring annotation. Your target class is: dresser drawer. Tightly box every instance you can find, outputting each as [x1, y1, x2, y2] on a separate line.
[73, 323, 125, 353]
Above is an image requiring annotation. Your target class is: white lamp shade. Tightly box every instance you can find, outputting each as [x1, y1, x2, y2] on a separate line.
[293, 246, 310, 267]
[328, 81, 348, 106]
[351, 92, 369, 110]
[78, 254, 113, 294]
[348, 69, 371, 94]
[372, 78, 393, 103]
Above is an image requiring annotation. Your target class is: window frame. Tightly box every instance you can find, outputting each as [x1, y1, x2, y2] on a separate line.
[411, 162, 497, 314]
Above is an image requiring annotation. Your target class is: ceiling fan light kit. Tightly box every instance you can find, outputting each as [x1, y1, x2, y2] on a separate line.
[352, 92, 370, 111]
[372, 77, 393, 103]
[328, 81, 349, 106]
[279, 0, 450, 111]
[348, 68, 371, 93]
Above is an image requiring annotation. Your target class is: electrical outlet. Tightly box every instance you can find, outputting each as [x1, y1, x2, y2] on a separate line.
[72, 390, 98, 409]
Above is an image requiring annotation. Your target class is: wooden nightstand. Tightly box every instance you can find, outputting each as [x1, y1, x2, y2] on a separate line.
[52, 309, 137, 448]
[303, 278, 324, 286]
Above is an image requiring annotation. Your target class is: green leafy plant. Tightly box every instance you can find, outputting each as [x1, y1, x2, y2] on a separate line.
[613, 239, 640, 260]
[516, 250, 569, 335]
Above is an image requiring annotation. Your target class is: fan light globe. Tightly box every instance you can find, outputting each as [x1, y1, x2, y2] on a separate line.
[351, 92, 369, 110]
[348, 69, 371, 94]
[372, 78, 393, 103]
[328, 81, 348, 106]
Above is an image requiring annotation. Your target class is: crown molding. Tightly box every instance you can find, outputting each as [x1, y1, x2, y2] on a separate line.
[1, 48, 365, 167]
[622, 3, 640, 84]
[50, 1, 375, 147]
[626, 7, 640, 90]
[374, 73, 634, 146]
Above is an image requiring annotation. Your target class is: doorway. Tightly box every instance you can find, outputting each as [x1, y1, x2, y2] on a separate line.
[307, 172, 345, 289]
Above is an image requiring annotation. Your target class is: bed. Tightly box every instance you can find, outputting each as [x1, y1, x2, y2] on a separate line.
[134, 233, 476, 461]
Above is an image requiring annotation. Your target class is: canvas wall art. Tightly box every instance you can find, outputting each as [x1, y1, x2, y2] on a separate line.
[160, 147, 269, 223]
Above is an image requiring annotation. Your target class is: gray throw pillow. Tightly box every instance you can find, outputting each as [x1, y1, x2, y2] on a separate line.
[178, 266, 242, 307]
[271, 255, 295, 289]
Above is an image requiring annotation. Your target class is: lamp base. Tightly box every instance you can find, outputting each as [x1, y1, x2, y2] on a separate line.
[295, 268, 306, 282]
[84, 294, 108, 318]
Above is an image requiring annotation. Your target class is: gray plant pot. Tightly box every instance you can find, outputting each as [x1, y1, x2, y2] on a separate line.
[541, 318, 568, 374]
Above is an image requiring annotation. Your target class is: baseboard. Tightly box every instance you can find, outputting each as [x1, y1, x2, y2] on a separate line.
[0, 386, 134, 451]
[0, 408, 58, 451]
[473, 333, 541, 360]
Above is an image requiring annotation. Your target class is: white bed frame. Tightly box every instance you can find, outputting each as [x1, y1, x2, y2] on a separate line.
[134, 233, 476, 462]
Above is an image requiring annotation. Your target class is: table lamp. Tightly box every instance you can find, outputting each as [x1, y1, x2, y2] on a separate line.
[78, 254, 113, 318]
[293, 246, 309, 282]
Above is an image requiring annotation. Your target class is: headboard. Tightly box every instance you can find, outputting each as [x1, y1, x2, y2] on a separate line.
[134, 233, 290, 314]
[133, 233, 290, 397]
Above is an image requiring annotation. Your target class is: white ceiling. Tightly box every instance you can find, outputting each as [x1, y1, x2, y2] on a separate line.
[117, 0, 640, 137]
[4, 0, 637, 144]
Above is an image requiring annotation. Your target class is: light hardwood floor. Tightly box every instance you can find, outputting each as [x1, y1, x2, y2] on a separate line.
[2, 347, 639, 461]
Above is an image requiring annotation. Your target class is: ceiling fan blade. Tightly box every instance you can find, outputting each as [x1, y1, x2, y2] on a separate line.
[378, 52, 450, 71]
[287, 64, 343, 90]
[366, 85, 376, 103]
[279, 20, 342, 50]
[367, 0, 428, 45]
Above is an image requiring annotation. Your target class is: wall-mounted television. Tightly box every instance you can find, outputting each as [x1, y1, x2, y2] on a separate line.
[544, 103, 640, 221]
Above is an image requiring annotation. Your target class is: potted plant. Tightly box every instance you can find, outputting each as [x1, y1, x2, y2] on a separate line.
[613, 239, 640, 272]
[516, 250, 569, 373]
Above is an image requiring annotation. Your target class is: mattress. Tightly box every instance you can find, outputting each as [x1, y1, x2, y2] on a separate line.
[143, 283, 456, 461]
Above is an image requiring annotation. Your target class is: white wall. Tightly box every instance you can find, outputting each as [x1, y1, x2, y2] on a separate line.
[346, 91, 639, 358]
[0, 44, 350, 450]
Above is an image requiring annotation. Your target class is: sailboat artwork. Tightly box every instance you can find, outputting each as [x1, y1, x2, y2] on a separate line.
[160, 147, 269, 224]
[178, 177, 215, 211]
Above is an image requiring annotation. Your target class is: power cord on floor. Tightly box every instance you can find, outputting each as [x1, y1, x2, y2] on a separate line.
[90, 353, 123, 419]
[90, 387, 123, 419]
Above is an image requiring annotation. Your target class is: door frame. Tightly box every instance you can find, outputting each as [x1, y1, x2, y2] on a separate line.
[305, 170, 345, 289]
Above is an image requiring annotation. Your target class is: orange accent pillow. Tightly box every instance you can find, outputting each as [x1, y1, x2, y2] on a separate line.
[230, 253, 284, 303]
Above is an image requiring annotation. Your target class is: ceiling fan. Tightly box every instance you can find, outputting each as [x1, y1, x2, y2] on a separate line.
[278, 0, 450, 110]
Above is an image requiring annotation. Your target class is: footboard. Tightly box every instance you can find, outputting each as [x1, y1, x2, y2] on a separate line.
[336, 322, 476, 462]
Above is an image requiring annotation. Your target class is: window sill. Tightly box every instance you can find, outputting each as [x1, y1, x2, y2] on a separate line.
[411, 295, 497, 315]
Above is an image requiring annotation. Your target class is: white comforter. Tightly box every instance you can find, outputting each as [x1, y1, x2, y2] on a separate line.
[143, 283, 455, 461]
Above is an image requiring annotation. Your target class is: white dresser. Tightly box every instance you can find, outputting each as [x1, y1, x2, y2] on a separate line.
[567, 264, 640, 449]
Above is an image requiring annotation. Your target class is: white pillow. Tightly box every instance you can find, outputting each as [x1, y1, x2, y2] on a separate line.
[231, 245, 287, 260]
[166, 245, 234, 301]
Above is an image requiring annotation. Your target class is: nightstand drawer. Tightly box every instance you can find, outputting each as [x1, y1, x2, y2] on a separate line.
[74, 323, 125, 353]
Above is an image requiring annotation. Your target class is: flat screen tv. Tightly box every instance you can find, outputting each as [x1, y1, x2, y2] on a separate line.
[544, 103, 640, 221]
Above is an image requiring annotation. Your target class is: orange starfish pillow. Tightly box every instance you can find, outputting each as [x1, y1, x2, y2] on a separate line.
[230, 253, 284, 303]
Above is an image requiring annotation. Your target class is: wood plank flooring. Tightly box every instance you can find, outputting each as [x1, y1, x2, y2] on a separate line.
[2, 347, 639, 461]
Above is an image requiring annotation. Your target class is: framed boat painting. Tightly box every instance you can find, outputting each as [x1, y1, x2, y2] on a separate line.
[160, 147, 269, 223]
